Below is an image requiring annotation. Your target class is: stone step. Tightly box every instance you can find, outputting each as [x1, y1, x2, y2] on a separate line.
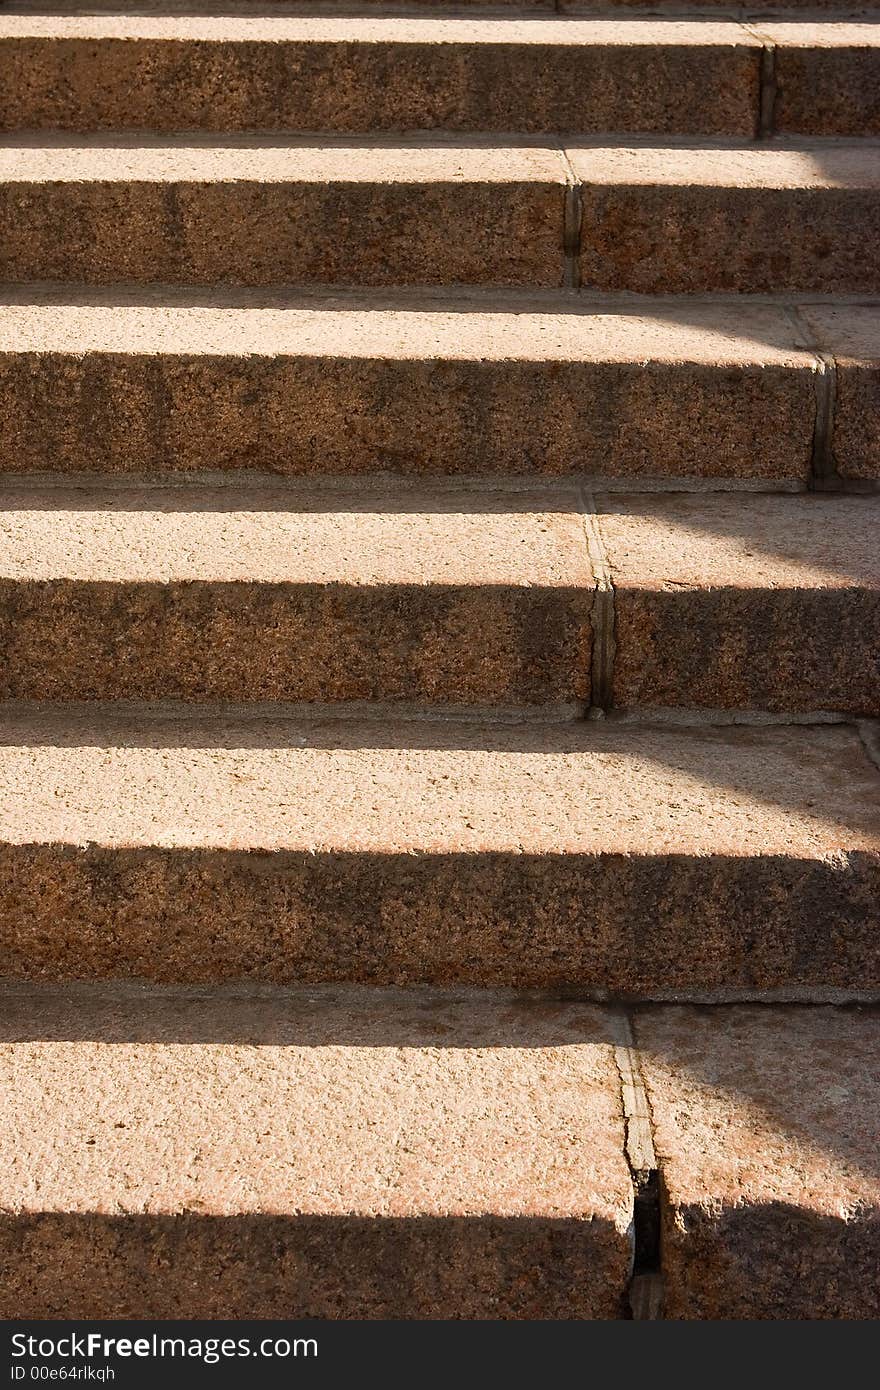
[599, 491, 880, 716]
[572, 144, 880, 295]
[0, 141, 568, 289]
[635, 1003, 880, 1319]
[0, 481, 595, 706]
[3, 140, 878, 293]
[3, 16, 879, 139]
[0, 711, 876, 995]
[0, 984, 634, 1318]
[0, 287, 831, 483]
[1, 984, 877, 1318]
[0, 484, 875, 712]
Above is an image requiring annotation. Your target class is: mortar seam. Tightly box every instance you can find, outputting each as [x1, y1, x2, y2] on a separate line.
[612, 1008, 663, 1320]
[557, 146, 582, 291]
[787, 304, 842, 491]
[742, 24, 778, 139]
[578, 485, 615, 714]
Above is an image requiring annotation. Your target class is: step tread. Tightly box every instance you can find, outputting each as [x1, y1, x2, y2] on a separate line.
[0, 482, 592, 585]
[0, 288, 821, 365]
[5, 138, 877, 188]
[1, 485, 876, 591]
[0, 714, 875, 855]
[800, 301, 880, 358]
[0, 139, 566, 183]
[5, 14, 879, 49]
[0, 984, 632, 1318]
[0, 986, 627, 1219]
[599, 492, 880, 591]
[635, 1004, 880, 1318]
[760, 20, 880, 45]
[566, 142, 880, 188]
[0, 14, 762, 42]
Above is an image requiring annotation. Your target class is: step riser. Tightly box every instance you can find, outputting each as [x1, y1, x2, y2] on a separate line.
[774, 44, 880, 137]
[0, 1212, 618, 1320]
[0, 488, 875, 714]
[0, 581, 593, 706]
[0, 180, 566, 289]
[3, 33, 879, 139]
[5, 180, 878, 294]
[613, 590, 880, 715]
[0, 580, 876, 714]
[580, 186, 880, 295]
[0, 37, 761, 138]
[2, 843, 876, 995]
[0, 353, 818, 483]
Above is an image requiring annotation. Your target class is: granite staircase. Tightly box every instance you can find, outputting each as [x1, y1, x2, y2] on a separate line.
[0, 1, 877, 1320]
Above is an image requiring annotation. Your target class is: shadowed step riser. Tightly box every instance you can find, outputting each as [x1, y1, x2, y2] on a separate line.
[0, 308, 822, 481]
[2, 842, 877, 995]
[2, 20, 879, 138]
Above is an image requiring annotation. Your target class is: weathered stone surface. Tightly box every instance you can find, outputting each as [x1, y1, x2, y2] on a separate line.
[571, 146, 880, 294]
[0, 17, 760, 136]
[636, 1005, 880, 1319]
[0, 144, 566, 288]
[0, 482, 592, 704]
[0, 984, 632, 1318]
[0, 290, 818, 481]
[0, 714, 876, 996]
[600, 492, 880, 715]
[769, 24, 880, 137]
[799, 304, 880, 481]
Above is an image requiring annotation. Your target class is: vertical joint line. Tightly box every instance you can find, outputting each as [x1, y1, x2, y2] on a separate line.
[757, 44, 777, 139]
[809, 351, 839, 491]
[785, 305, 841, 491]
[558, 148, 582, 290]
[579, 487, 614, 714]
[613, 1011, 663, 1320]
[742, 26, 778, 140]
